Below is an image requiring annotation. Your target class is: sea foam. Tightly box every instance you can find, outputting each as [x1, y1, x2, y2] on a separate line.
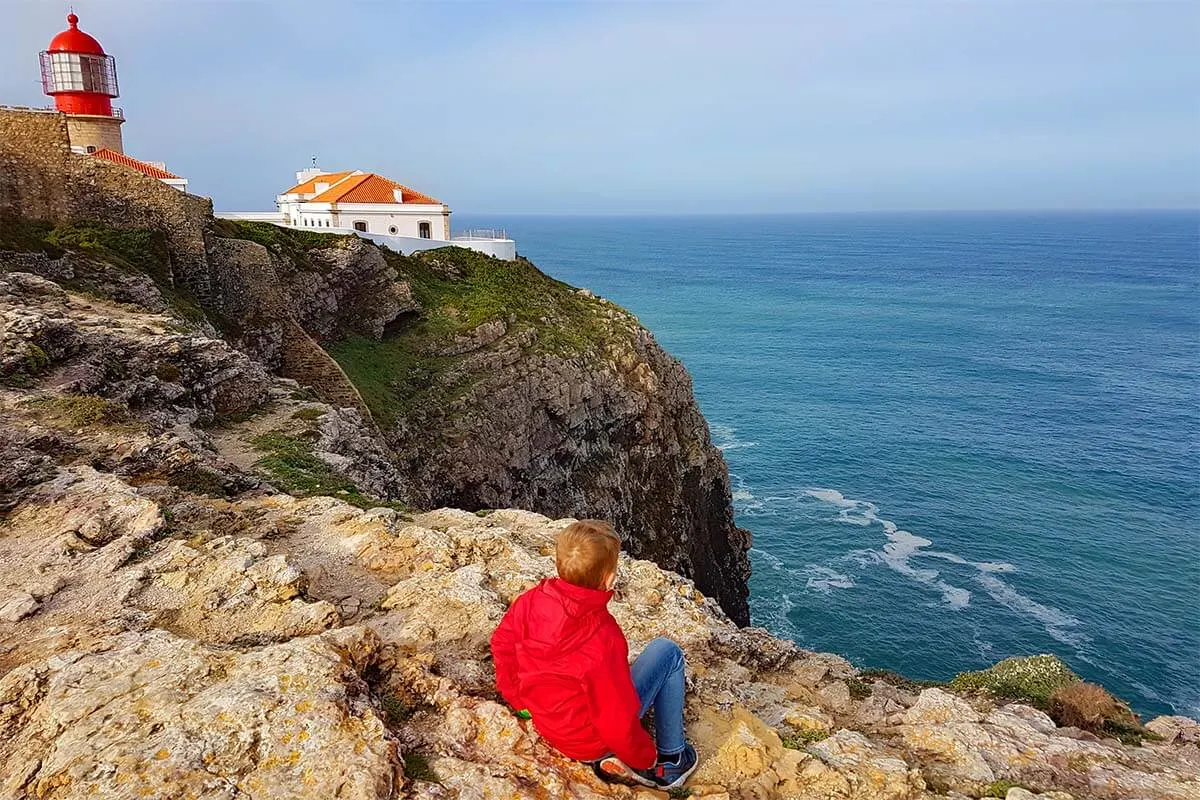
[804, 487, 1088, 636]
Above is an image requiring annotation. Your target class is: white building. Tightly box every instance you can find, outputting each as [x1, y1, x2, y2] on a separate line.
[220, 167, 515, 260]
[279, 168, 451, 240]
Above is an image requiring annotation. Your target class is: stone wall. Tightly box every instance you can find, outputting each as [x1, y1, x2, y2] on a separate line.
[0, 108, 371, 418]
[0, 108, 211, 299]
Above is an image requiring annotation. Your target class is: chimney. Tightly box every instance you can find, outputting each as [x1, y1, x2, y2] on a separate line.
[296, 166, 323, 184]
[393, 188, 405, 203]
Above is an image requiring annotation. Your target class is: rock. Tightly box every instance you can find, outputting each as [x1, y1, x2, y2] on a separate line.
[1006, 789, 1038, 800]
[0, 592, 40, 622]
[133, 536, 341, 644]
[901, 688, 983, 725]
[1147, 715, 1200, 744]
[0, 627, 400, 800]
[816, 680, 853, 713]
[804, 730, 924, 799]
[1, 176, 1199, 800]
[690, 706, 784, 788]
[783, 705, 834, 735]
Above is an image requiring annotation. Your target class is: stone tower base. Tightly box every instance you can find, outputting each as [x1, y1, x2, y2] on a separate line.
[65, 113, 124, 154]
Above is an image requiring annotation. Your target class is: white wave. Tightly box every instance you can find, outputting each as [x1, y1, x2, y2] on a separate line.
[732, 489, 755, 502]
[805, 565, 855, 593]
[711, 423, 758, 452]
[976, 573, 1090, 648]
[803, 487, 1087, 633]
[804, 488, 857, 508]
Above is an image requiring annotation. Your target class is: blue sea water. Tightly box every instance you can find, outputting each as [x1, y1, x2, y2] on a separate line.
[459, 211, 1200, 718]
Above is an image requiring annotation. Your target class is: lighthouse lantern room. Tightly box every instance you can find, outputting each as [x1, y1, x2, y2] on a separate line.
[39, 13, 124, 154]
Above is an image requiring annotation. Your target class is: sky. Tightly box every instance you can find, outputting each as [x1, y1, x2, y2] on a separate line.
[2, 0, 1197, 214]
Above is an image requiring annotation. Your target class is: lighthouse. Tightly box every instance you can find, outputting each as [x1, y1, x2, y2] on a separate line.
[39, 12, 124, 154]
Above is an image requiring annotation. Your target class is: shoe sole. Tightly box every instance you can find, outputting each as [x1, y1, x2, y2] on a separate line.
[595, 757, 656, 788]
[660, 757, 699, 790]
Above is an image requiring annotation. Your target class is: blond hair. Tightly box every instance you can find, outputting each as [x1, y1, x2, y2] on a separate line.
[555, 519, 621, 590]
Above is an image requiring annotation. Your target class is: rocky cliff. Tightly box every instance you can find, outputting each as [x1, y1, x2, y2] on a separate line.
[1, 108, 749, 622]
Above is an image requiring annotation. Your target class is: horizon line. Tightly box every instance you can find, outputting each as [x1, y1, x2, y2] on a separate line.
[449, 208, 1200, 218]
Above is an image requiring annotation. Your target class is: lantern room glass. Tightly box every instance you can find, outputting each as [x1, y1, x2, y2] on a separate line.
[39, 51, 119, 96]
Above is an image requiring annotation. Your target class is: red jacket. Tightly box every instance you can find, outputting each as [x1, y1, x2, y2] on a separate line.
[490, 578, 656, 769]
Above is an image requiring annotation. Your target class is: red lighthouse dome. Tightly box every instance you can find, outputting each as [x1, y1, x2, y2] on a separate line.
[48, 13, 106, 55]
[40, 12, 120, 117]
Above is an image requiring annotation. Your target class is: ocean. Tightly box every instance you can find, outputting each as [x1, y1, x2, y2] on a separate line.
[457, 211, 1199, 719]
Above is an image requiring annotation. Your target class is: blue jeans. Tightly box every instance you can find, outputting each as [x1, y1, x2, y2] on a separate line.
[630, 637, 687, 756]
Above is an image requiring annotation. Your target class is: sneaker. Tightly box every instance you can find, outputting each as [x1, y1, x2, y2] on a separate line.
[635, 743, 698, 789]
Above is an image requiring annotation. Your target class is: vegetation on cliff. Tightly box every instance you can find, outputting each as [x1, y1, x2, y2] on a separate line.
[0, 217, 207, 324]
[324, 246, 629, 424]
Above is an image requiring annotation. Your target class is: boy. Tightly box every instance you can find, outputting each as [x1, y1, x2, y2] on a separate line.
[490, 519, 698, 790]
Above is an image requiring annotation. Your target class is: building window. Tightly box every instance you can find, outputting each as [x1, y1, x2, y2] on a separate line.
[85, 145, 96, 153]
[388, 226, 398, 235]
[418, 221, 432, 239]
[353, 221, 368, 233]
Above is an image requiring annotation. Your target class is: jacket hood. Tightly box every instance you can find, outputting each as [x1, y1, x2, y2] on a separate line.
[521, 578, 612, 656]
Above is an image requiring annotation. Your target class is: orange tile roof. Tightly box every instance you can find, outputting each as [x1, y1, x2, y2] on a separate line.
[283, 171, 354, 195]
[308, 173, 442, 205]
[91, 148, 180, 180]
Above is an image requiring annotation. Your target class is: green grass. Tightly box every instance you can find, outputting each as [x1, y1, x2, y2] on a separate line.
[0, 217, 61, 255]
[211, 219, 353, 273]
[2, 343, 51, 387]
[167, 465, 230, 497]
[950, 654, 1080, 707]
[379, 693, 415, 725]
[402, 750, 440, 784]
[23, 394, 132, 429]
[0, 218, 209, 325]
[323, 335, 458, 427]
[251, 432, 361, 497]
[782, 729, 830, 749]
[845, 677, 872, 700]
[250, 432, 409, 512]
[292, 407, 325, 421]
[393, 247, 626, 354]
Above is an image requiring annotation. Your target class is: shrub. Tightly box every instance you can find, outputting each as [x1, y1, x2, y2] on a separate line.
[949, 654, 1079, 707]
[1049, 682, 1150, 744]
[984, 780, 1024, 798]
[1049, 682, 1118, 730]
[402, 750, 439, 784]
[845, 677, 872, 699]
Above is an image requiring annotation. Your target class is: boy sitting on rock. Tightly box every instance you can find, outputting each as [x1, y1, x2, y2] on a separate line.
[490, 519, 699, 789]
